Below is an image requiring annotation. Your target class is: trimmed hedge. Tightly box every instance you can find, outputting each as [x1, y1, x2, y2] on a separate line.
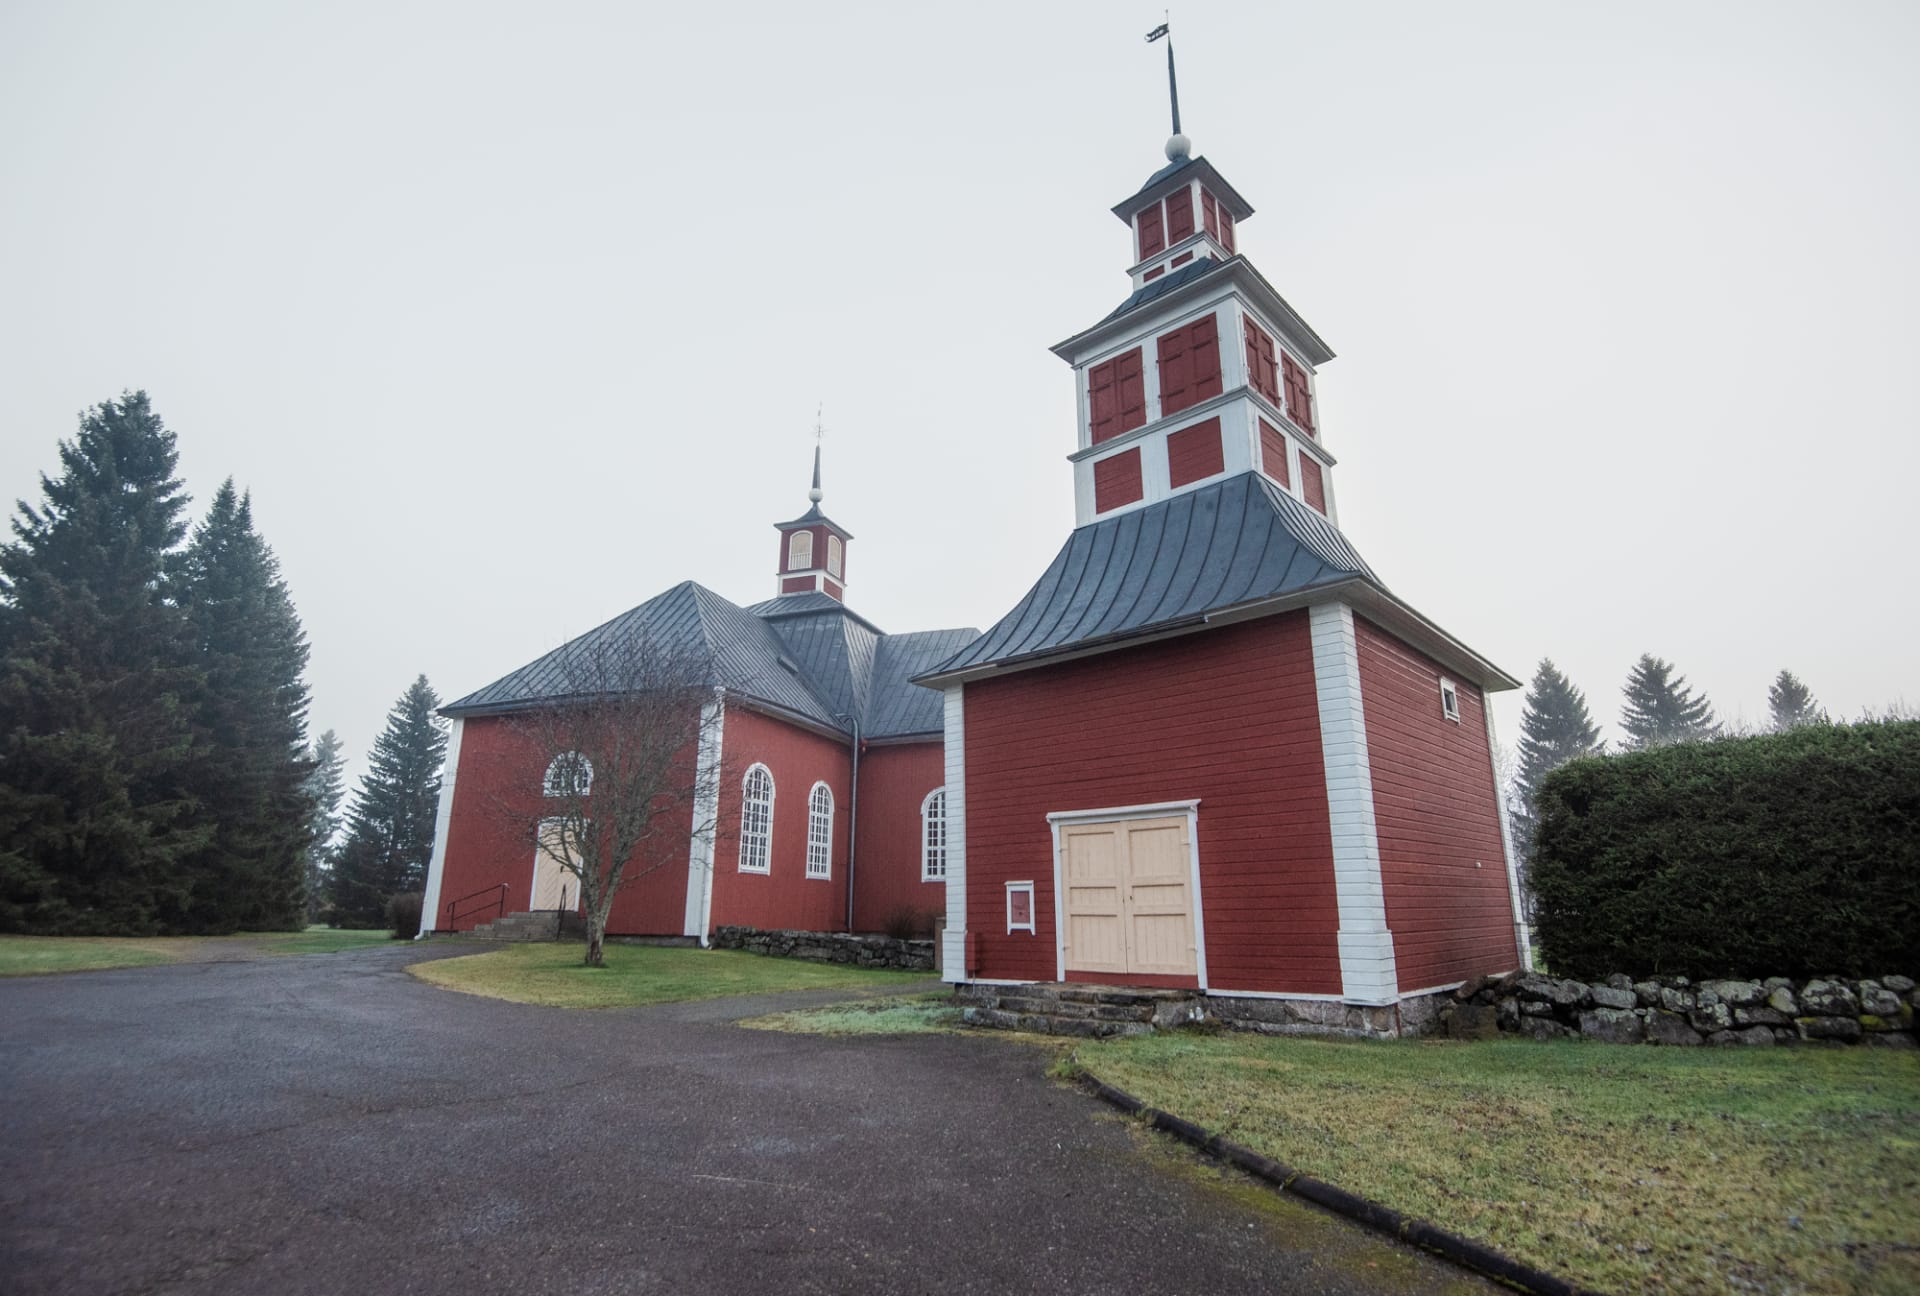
[1530, 720, 1920, 980]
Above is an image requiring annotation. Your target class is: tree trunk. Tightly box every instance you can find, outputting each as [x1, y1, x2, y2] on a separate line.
[584, 897, 607, 968]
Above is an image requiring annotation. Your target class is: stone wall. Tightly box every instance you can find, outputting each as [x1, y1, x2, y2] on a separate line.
[1439, 969, 1918, 1048]
[710, 925, 935, 972]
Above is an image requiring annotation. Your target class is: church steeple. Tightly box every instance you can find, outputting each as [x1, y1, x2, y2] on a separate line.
[773, 441, 853, 601]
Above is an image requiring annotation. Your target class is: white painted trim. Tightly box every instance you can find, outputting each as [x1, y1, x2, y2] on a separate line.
[804, 781, 834, 880]
[1439, 677, 1462, 723]
[1485, 702, 1536, 972]
[919, 785, 948, 882]
[1047, 798, 1201, 825]
[940, 687, 968, 982]
[1005, 881, 1036, 934]
[541, 751, 593, 797]
[1046, 801, 1209, 991]
[682, 695, 725, 942]
[737, 762, 774, 875]
[1309, 602, 1399, 1003]
[417, 716, 463, 937]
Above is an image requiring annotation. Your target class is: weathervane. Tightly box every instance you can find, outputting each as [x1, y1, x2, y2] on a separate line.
[1145, 18, 1189, 161]
[809, 404, 824, 504]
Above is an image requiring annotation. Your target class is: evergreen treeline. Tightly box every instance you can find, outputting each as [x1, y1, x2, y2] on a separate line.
[329, 676, 446, 930]
[0, 393, 314, 934]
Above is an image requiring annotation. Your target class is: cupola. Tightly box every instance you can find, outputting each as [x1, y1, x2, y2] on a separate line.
[773, 445, 853, 601]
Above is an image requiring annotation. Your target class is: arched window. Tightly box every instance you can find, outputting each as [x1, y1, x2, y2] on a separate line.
[787, 530, 813, 571]
[738, 765, 774, 874]
[542, 752, 593, 797]
[921, 787, 947, 881]
[806, 783, 833, 879]
[826, 535, 843, 579]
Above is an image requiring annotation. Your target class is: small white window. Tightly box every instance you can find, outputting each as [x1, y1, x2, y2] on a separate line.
[738, 765, 774, 873]
[1006, 881, 1036, 934]
[921, 787, 947, 881]
[806, 782, 833, 879]
[826, 534, 843, 579]
[1439, 678, 1461, 723]
[542, 752, 593, 797]
[787, 530, 813, 572]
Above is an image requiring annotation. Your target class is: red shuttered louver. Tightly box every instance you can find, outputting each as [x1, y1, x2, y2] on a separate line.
[1201, 189, 1219, 241]
[1088, 348, 1145, 446]
[1298, 453, 1326, 513]
[1137, 203, 1165, 260]
[1167, 417, 1225, 488]
[1166, 187, 1194, 243]
[1219, 209, 1236, 252]
[1244, 318, 1280, 405]
[1281, 353, 1316, 438]
[1156, 317, 1222, 418]
[1259, 417, 1290, 487]
[1093, 449, 1144, 513]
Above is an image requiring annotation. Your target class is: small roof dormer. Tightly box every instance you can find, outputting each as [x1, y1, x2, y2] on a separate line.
[773, 444, 854, 602]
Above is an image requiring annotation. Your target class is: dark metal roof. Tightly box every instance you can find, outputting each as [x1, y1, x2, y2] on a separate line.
[774, 504, 852, 537]
[919, 472, 1376, 681]
[867, 629, 980, 736]
[1110, 155, 1255, 224]
[1096, 255, 1222, 327]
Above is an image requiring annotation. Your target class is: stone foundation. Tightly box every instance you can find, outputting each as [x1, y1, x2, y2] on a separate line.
[1439, 970, 1919, 1048]
[953, 982, 1457, 1039]
[710, 925, 935, 972]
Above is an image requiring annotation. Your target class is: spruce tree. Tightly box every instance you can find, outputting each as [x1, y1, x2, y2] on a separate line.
[1620, 653, 1719, 749]
[301, 729, 346, 924]
[178, 481, 314, 931]
[0, 393, 209, 933]
[1510, 658, 1604, 860]
[1767, 669, 1826, 731]
[330, 676, 445, 928]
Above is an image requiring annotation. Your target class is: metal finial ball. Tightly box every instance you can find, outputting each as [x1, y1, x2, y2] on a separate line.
[809, 486, 823, 503]
[1165, 133, 1191, 162]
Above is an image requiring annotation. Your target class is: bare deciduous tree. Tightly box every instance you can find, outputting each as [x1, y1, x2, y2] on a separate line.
[492, 628, 722, 967]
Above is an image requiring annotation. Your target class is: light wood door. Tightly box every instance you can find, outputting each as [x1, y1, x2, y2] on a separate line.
[532, 821, 583, 912]
[1061, 815, 1197, 978]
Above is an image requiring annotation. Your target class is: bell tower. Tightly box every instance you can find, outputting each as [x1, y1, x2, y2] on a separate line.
[772, 443, 853, 601]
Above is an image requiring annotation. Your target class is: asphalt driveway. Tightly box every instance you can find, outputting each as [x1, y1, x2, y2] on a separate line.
[0, 943, 1489, 1295]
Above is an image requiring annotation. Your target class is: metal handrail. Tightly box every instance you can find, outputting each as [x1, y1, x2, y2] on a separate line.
[447, 882, 509, 928]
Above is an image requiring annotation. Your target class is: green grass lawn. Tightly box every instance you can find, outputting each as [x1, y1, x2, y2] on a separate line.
[0, 927, 394, 976]
[741, 991, 964, 1035]
[1074, 1031, 1920, 1295]
[408, 942, 931, 1008]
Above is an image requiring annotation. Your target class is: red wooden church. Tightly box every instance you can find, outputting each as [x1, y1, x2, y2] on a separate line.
[420, 94, 1530, 1033]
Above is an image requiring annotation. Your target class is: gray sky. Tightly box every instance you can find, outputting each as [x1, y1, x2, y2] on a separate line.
[4, 0, 1917, 788]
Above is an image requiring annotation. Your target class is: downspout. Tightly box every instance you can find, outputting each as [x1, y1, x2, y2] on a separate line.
[844, 717, 861, 933]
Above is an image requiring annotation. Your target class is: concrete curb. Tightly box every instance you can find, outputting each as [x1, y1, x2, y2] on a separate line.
[1076, 1072, 1605, 1296]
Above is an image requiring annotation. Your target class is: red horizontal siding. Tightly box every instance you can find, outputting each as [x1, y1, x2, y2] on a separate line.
[962, 613, 1341, 994]
[1353, 618, 1519, 990]
[709, 706, 851, 934]
[851, 742, 946, 934]
[1093, 449, 1143, 512]
[1166, 416, 1224, 488]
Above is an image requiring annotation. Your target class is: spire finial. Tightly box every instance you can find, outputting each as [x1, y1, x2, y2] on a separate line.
[1146, 19, 1189, 161]
[809, 405, 824, 504]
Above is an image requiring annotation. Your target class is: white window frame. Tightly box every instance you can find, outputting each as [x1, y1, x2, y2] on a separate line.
[542, 751, 593, 797]
[787, 530, 813, 572]
[1006, 881, 1036, 934]
[738, 764, 774, 874]
[826, 535, 843, 579]
[1439, 677, 1462, 724]
[805, 781, 833, 880]
[920, 786, 947, 881]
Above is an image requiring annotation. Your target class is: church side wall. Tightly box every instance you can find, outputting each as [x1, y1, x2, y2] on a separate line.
[706, 706, 852, 934]
[1353, 617, 1521, 990]
[962, 612, 1343, 994]
[434, 714, 693, 936]
[850, 741, 947, 934]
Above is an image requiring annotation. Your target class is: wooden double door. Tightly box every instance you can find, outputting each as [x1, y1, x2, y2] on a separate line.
[1059, 815, 1197, 978]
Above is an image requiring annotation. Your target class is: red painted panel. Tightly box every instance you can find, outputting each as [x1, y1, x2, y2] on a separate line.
[851, 742, 947, 933]
[1170, 251, 1194, 268]
[1259, 417, 1290, 487]
[1166, 186, 1194, 243]
[1219, 209, 1236, 252]
[1298, 454, 1326, 513]
[1156, 316, 1222, 417]
[1244, 318, 1280, 405]
[1092, 449, 1143, 512]
[781, 576, 815, 594]
[822, 579, 843, 601]
[1354, 618, 1520, 990]
[1136, 202, 1165, 260]
[1201, 189, 1219, 240]
[1166, 416, 1224, 488]
[962, 613, 1342, 993]
[1143, 266, 1165, 282]
[1087, 348, 1146, 446]
[708, 705, 852, 935]
[435, 714, 695, 936]
[1282, 353, 1316, 438]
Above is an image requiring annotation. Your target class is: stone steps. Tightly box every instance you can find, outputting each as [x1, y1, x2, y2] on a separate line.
[958, 982, 1204, 1038]
[468, 911, 562, 942]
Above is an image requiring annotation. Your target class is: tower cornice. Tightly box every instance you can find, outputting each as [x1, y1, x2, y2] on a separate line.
[1050, 254, 1335, 369]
